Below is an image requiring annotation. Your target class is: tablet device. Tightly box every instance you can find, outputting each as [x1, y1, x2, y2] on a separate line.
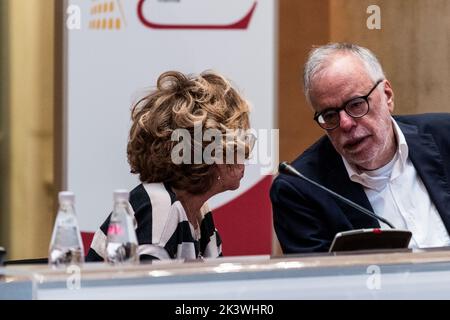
[329, 228, 412, 253]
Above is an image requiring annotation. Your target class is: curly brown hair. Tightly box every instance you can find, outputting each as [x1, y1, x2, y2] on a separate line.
[127, 70, 251, 194]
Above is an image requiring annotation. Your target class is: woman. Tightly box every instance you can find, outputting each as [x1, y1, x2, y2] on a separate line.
[86, 70, 252, 261]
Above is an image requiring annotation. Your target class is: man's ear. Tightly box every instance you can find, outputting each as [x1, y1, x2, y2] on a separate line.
[383, 80, 395, 113]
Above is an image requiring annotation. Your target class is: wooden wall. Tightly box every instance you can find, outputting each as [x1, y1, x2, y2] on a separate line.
[5, 0, 56, 260]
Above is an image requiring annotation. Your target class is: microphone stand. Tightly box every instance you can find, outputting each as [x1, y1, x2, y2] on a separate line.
[279, 161, 395, 229]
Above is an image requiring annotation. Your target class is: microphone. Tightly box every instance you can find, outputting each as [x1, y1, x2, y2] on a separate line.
[278, 161, 395, 229]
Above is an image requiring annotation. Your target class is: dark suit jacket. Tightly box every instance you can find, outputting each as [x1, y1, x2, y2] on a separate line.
[270, 114, 450, 253]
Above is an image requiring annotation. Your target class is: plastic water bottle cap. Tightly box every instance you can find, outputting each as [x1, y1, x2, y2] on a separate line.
[59, 191, 75, 204]
[114, 189, 129, 202]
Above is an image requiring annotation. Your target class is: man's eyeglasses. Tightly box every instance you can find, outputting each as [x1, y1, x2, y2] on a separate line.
[313, 79, 384, 130]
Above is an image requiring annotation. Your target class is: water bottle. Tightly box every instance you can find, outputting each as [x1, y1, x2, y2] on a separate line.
[105, 190, 138, 264]
[48, 191, 84, 266]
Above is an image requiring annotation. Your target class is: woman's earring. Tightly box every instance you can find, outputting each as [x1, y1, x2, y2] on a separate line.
[217, 175, 221, 181]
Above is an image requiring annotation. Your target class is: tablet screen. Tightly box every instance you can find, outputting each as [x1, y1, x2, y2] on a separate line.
[329, 229, 412, 252]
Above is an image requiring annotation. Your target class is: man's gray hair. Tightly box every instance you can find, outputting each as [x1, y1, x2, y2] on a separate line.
[303, 43, 386, 105]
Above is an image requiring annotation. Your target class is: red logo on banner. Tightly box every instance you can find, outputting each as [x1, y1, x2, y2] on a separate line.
[137, 0, 257, 30]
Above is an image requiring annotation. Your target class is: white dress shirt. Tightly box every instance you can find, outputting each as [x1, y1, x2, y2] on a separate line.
[342, 118, 450, 249]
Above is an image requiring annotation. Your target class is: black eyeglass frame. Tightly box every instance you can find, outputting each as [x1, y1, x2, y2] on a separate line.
[313, 79, 385, 130]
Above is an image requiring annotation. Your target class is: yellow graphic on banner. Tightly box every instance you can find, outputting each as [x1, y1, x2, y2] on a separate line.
[89, 0, 126, 30]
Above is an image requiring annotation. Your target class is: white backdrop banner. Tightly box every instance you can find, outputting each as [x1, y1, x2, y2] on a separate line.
[65, 0, 276, 232]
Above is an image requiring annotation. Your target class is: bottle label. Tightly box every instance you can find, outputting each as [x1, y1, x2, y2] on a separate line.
[107, 223, 124, 236]
[54, 226, 81, 247]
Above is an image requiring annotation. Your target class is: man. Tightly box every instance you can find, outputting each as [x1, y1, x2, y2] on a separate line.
[270, 43, 450, 253]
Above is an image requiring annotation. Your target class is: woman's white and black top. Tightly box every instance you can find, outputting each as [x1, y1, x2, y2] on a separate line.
[86, 182, 223, 262]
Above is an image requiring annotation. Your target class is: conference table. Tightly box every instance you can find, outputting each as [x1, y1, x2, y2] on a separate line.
[2, 247, 450, 299]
